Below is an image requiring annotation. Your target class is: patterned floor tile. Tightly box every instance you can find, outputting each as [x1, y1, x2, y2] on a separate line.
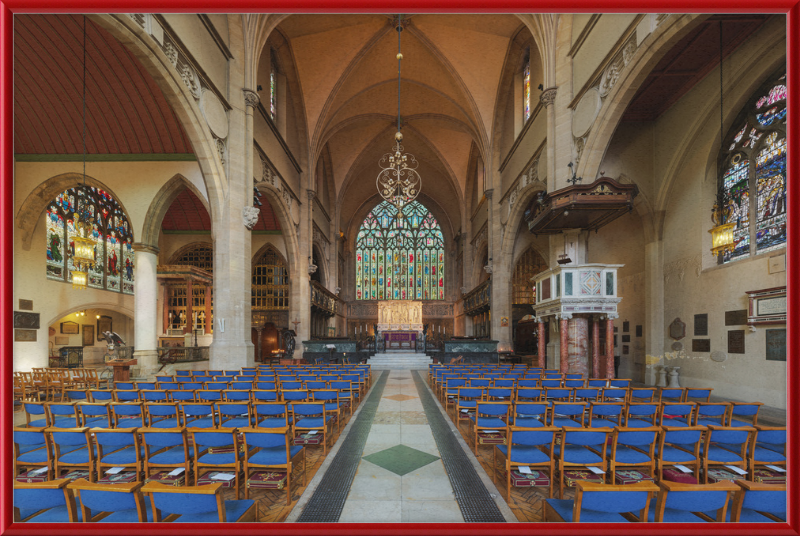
[362, 444, 441, 476]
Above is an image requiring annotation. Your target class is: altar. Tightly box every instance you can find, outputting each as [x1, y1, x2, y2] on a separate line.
[384, 331, 417, 350]
[377, 301, 423, 332]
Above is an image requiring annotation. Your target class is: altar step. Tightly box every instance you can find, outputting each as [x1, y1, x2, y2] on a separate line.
[368, 352, 433, 370]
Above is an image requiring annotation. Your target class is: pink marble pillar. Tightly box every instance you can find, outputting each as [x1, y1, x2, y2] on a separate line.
[567, 317, 589, 378]
[537, 321, 546, 369]
[559, 317, 569, 374]
[592, 318, 600, 378]
[606, 317, 615, 379]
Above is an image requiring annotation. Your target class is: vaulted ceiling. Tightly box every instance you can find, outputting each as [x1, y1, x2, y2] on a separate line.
[274, 14, 527, 234]
[14, 14, 192, 155]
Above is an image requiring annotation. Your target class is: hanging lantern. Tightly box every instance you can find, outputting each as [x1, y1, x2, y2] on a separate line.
[709, 199, 735, 257]
[71, 268, 88, 290]
[69, 188, 97, 290]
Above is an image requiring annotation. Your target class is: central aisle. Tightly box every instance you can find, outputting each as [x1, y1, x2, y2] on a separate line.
[338, 369, 462, 523]
[290, 369, 515, 523]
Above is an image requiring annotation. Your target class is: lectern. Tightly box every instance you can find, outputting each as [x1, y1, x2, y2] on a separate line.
[110, 359, 137, 382]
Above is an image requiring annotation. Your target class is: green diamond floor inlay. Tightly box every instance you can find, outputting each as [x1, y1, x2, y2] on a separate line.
[362, 444, 440, 476]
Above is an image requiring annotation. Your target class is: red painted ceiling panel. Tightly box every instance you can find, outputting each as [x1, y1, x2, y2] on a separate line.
[14, 14, 193, 155]
[162, 188, 281, 232]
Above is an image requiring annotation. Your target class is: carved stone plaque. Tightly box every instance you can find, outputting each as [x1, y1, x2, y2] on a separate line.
[710, 350, 727, 363]
[15, 329, 37, 342]
[725, 309, 747, 326]
[13, 311, 40, 330]
[669, 318, 686, 340]
[692, 339, 710, 352]
[765, 329, 786, 361]
[18, 299, 33, 311]
[727, 330, 745, 354]
[693, 314, 708, 336]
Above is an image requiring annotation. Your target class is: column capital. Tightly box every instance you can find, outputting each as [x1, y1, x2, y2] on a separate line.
[606, 313, 619, 320]
[307, 189, 317, 201]
[560, 312, 573, 320]
[484, 188, 494, 200]
[540, 87, 558, 107]
[132, 242, 159, 255]
[243, 88, 260, 109]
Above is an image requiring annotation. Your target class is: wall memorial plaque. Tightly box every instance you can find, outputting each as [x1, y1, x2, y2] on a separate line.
[692, 339, 710, 352]
[765, 329, 786, 361]
[694, 314, 708, 336]
[622, 335, 630, 343]
[669, 318, 686, 340]
[746, 287, 786, 325]
[60, 321, 79, 335]
[725, 310, 748, 326]
[15, 329, 37, 342]
[19, 299, 33, 311]
[727, 330, 745, 354]
[623, 321, 630, 332]
[636, 325, 642, 337]
[13, 312, 40, 330]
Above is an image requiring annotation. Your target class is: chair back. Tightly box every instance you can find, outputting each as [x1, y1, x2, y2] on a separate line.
[14, 479, 76, 522]
[577, 481, 658, 516]
[656, 481, 738, 521]
[141, 482, 226, 521]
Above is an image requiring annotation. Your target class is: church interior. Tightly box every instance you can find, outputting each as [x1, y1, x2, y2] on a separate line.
[10, 12, 791, 525]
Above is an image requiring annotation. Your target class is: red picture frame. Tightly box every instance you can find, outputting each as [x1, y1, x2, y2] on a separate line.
[2, 3, 797, 536]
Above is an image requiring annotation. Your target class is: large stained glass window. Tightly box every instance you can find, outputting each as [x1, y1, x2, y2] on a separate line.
[719, 71, 786, 263]
[523, 53, 531, 121]
[356, 200, 445, 300]
[46, 186, 134, 294]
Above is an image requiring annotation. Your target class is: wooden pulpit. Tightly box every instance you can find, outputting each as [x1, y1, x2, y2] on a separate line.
[110, 359, 137, 382]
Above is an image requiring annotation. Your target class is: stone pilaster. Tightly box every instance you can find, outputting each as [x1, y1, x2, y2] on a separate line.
[132, 243, 160, 378]
[559, 315, 570, 374]
[606, 314, 618, 379]
[537, 319, 546, 368]
[540, 87, 558, 193]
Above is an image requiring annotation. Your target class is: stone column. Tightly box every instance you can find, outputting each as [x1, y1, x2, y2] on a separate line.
[540, 87, 558, 192]
[537, 319, 546, 368]
[132, 243, 160, 378]
[567, 316, 589, 377]
[255, 325, 263, 363]
[559, 315, 570, 374]
[605, 314, 617, 379]
[592, 316, 600, 377]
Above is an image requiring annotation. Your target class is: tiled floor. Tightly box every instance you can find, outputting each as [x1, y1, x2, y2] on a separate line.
[339, 370, 465, 523]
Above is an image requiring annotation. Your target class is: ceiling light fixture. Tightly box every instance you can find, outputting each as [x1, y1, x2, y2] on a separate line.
[71, 16, 98, 290]
[376, 14, 420, 221]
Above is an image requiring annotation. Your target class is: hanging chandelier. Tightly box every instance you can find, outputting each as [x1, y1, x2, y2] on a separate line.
[376, 15, 420, 220]
[709, 20, 735, 258]
[71, 17, 98, 290]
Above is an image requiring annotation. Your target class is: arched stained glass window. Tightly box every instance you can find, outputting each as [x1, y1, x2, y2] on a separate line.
[523, 51, 531, 121]
[46, 186, 134, 294]
[356, 200, 445, 300]
[719, 71, 786, 263]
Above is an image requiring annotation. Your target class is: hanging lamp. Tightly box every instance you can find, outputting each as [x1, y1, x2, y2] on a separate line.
[71, 16, 98, 289]
[709, 20, 736, 258]
[376, 15, 420, 221]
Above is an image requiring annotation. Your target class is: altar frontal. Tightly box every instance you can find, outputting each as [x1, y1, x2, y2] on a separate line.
[378, 301, 423, 332]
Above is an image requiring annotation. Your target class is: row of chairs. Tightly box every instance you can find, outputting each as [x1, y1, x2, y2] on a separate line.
[110, 375, 369, 392]
[14, 425, 312, 506]
[15, 478, 257, 522]
[24, 395, 354, 438]
[487, 423, 784, 501]
[542, 479, 785, 523]
[15, 369, 109, 403]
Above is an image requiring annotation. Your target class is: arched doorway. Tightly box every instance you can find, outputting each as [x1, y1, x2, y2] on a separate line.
[512, 247, 548, 353]
[251, 245, 289, 361]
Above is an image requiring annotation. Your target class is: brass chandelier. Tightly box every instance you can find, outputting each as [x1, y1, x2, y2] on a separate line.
[376, 15, 420, 220]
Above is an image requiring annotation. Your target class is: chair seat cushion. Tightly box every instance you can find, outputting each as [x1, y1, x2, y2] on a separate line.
[219, 417, 251, 429]
[197, 452, 237, 465]
[752, 447, 786, 463]
[22, 505, 83, 523]
[83, 417, 110, 427]
[551, 418, 582, 428]
[149, 446, 194, 464]
[657, 446, 697, 463]
[249, 445, 303, 466]
[495, 445, 550, 464]
[59, 446, 96, 464]
[476, 417, 506, 428]
[614, 446, 652, 464]
[152, 419, 180, 428]
[26, 418, 48, 428]
[704, 446, 744, 462]
[295, 417, 330, 428]
[184, 417, 215, 428]
[545, 499, 628, 523]
[114, 419, 142, 429]
[17, 450, 49, 464]
[52, 418, 79, 428]
[98, 497, 153, 522]
[514, 417, 543, 427]
[171, 499, 254, 522]
[257, 417, 287, 428]
[696, 419, 726, 427]
[557, 445, 602, 464]
[101, 446, 145, 465]
[625, 419, 654, 428]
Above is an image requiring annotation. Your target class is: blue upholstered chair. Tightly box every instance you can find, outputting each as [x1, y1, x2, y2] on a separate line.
[292, 402, 332, 455]
[139, 427, 193, 480]
[189, 428, 243, 498]
[513, 403, 547, 428]
[572, 388, 600, 403]
[145, 403, 182, 428]
[136, 382, 157, 391]
[455, 387, 483, 426]
[88, 390, 114, 402]
[693, 402, 731, 427]
[241, 427, 305, 506]
[223, 389, 251, 403]
[587, 379, 608, 388]
[141, 390, 169, 402]
[111, 402, 144, 428]
[624, 403, 659, 428]
[46, 427, 96, 481]
[730, 480, 786, 522]
[658, 388, 685, 403]
[628, 388, 656, 403]
[181, 402, 217, 428]
[14, 427, 52, 479]
[93, 427, 142, 478]
[47, 402, 81, 428]
[702, 425, 754, 483]
[142, 481, 256, 522]
[217, 402, 253, 429]
[495, 426, 558, 499]
[609, 426, 659, 482]
[472, 401, 510, 455]
[749, 425, 786, 479]
[588, 402, 625, 428]
[14, 479, 81, 522]
[544, 480, 659, 522]
[727, 402, 762, 427]
[24, 401, 50, 427]
[516, 388, 543, 403]
[68, 478, 153, 522]
[650, 480, 738, 522]
[312, 390, 342, 435]
[114, 390, 141, 403]
[549, 402, 586, 428]
[656, 425, 705, 483]
[658, 402, 695, 427]
[556, 427, 613, 499]
[167, 389, 195, 403]
[252, 389, 280, 402]
[683, 388, 713, 402]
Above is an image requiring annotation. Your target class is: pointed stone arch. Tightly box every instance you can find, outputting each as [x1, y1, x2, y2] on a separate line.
[141, 174, 209, 249]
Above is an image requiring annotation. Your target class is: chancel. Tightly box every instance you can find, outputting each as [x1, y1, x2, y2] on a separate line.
[11, 12, 790, 526]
